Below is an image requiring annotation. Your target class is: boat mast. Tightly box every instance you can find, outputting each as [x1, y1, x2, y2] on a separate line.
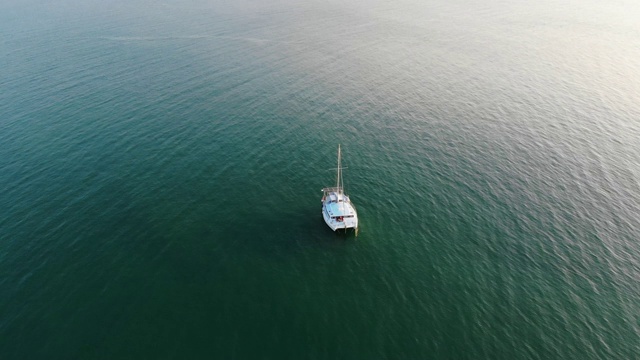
[336, 144, 342, 193]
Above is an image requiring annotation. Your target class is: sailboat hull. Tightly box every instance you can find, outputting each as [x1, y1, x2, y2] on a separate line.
[322, 195, 358, 231]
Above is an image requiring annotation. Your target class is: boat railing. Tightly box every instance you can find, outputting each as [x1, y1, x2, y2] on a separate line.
[322, 187, 342, 194]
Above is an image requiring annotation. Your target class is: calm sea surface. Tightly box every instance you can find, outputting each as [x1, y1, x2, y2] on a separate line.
[1, 0, 639, 358]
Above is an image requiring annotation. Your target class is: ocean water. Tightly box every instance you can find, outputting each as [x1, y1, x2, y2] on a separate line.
[1, 0, 639, 358]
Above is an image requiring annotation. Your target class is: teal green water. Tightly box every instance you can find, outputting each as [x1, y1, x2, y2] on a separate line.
[2, 0, 640, 358]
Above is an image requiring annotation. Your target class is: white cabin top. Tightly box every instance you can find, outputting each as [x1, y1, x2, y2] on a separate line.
[324, 191, 355, 218]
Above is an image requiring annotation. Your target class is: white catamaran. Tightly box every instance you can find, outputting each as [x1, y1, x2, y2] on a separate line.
[322, 145, 358, 232]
